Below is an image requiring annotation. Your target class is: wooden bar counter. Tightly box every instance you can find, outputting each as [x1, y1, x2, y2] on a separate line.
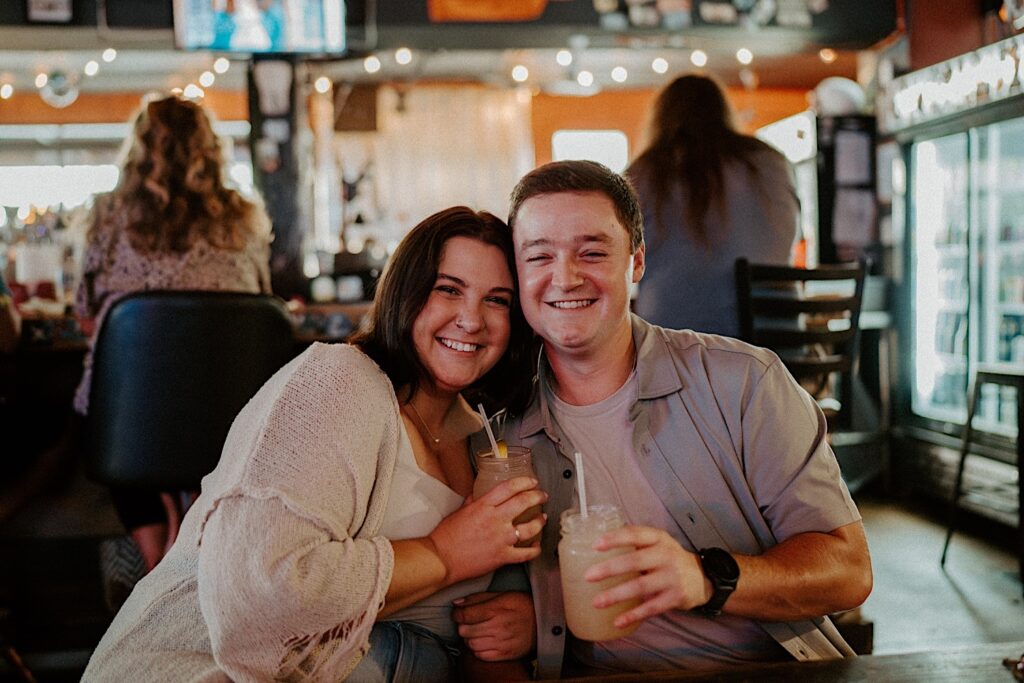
[561, 641, 1024, 683]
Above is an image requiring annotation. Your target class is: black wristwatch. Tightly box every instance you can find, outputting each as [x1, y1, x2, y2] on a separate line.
[697, 547, 740, 616]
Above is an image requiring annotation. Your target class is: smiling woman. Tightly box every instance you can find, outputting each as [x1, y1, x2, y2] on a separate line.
[82, 206, 544, 683]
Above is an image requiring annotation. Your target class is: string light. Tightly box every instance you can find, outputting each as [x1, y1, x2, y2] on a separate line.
[199, 71, 215, 87]
[395, 47, 412, 65]
[736, 48, 753, 65]
[652, 57, 669, 74]
[690, 50, 708, 67]
[556, 49, 573, 66]
[102, 48, 117, 63]
[0, 84, 12, 99]
[314, 76, 331, 93]
[819, 48, 837, 64]
[83, 60, 100, 77]
[577, 70, 594, 87]
[611, 66, 627, 83]
[35, 73, 48, 88]
[511, 65, 529, 82]
[213, 57, 230, 74]
[364, 55, 381, 74]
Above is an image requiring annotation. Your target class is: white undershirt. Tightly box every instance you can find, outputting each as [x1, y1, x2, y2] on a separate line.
[378, 428, 492, 640]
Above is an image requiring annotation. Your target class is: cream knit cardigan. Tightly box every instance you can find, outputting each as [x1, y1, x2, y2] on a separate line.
[83, 343, 400, 682]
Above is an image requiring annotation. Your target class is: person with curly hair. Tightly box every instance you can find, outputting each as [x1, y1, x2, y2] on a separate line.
[74, 94, 272, 573]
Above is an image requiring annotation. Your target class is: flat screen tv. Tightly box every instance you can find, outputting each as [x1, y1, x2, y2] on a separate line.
[173, 0, 345, 54]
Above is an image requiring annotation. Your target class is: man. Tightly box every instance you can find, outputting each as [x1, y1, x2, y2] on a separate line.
[455, 160, 871, 678]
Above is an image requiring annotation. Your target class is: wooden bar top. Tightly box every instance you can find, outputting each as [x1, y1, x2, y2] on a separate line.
[560, 641, 1024, 683]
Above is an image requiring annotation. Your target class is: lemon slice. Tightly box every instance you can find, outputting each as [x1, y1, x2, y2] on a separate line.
[495, 440, 509, 459]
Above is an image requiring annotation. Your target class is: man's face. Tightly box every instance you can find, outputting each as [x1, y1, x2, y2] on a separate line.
[513, 191, 644, 360]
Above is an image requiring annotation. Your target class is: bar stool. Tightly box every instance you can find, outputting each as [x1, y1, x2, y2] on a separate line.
[940, 363, 1024, 592]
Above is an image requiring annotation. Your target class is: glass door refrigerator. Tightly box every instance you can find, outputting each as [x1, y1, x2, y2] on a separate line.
[879, 33, 1023, 510]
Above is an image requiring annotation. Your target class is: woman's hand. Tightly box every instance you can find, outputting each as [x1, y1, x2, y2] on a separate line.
[428, 476, 547, 586]
[453, 591, 536, 661]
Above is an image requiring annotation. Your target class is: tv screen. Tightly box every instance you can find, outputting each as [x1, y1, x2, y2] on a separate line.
[173, 0, 345, 54]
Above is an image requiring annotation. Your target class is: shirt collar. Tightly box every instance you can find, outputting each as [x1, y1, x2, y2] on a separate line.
[518, 315, 684, 438]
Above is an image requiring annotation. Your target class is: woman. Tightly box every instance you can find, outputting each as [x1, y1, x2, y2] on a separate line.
[74, 94, 272, 571]
[82, 207, 544, 682]
[627, 73, 800, 337]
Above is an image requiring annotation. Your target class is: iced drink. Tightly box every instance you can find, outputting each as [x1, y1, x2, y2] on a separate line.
[558, 504, 641, 642]
[473, 446, 542, 546]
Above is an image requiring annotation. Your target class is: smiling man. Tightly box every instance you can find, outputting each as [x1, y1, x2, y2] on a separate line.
[458, 160, 872, 679]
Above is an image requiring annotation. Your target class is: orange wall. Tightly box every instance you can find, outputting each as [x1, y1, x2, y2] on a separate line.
[531, 86, 810, 167]
[0, 90, 248, 125]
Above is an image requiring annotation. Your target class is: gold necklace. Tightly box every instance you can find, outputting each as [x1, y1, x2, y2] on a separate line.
[405, 401, 441, 446]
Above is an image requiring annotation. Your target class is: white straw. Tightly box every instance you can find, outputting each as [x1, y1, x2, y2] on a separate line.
[477, 403, 504, 458]
[574, 451, 588, 518]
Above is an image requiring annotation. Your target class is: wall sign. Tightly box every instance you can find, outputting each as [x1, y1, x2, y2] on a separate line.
[26, 0, 73, 23]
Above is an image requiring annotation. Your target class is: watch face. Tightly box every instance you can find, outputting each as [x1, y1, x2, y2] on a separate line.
[702, 548, 740, 582]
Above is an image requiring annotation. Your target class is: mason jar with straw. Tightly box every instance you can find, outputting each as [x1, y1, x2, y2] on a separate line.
[558, 451, 641, 641]
[473, 403, 541, 546]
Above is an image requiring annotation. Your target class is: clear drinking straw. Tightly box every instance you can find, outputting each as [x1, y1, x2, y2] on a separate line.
[476, 403, 505, 458]
[574, 451, 588, 518]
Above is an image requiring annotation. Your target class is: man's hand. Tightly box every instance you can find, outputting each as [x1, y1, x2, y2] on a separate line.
[584, 525, 710, 630]
[585, 521, 873, 626]
[453, 591, 536, 661]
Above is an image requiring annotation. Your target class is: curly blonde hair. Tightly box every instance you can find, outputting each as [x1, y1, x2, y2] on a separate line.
[98, 95, 263, 253]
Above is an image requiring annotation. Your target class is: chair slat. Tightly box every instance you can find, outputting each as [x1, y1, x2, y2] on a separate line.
[750, 297, 859, 315]
[752, 327, 857, 348]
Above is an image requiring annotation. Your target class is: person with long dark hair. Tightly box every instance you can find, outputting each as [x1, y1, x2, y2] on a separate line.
[83, 206, 544, 682]
[627, 73, 800, 337]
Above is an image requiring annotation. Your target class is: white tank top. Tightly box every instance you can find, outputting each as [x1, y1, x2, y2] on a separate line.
[378, 428, 493, 640]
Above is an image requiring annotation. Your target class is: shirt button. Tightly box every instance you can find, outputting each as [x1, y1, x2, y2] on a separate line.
[563, 469, 573, 479]
[552, 626, 563, 636]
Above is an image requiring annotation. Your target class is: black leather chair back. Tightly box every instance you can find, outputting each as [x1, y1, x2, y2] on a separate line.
[86, 291, 296, 490]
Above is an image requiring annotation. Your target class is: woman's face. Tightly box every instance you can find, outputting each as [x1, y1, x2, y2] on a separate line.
[412, 236, 515, 396]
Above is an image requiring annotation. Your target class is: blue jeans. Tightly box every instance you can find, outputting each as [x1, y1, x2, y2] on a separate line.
[346, 621, 462, 683]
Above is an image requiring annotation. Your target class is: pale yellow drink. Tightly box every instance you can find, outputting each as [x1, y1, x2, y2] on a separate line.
[558, 504, 641, 641]
[473, 446, 542, 546]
